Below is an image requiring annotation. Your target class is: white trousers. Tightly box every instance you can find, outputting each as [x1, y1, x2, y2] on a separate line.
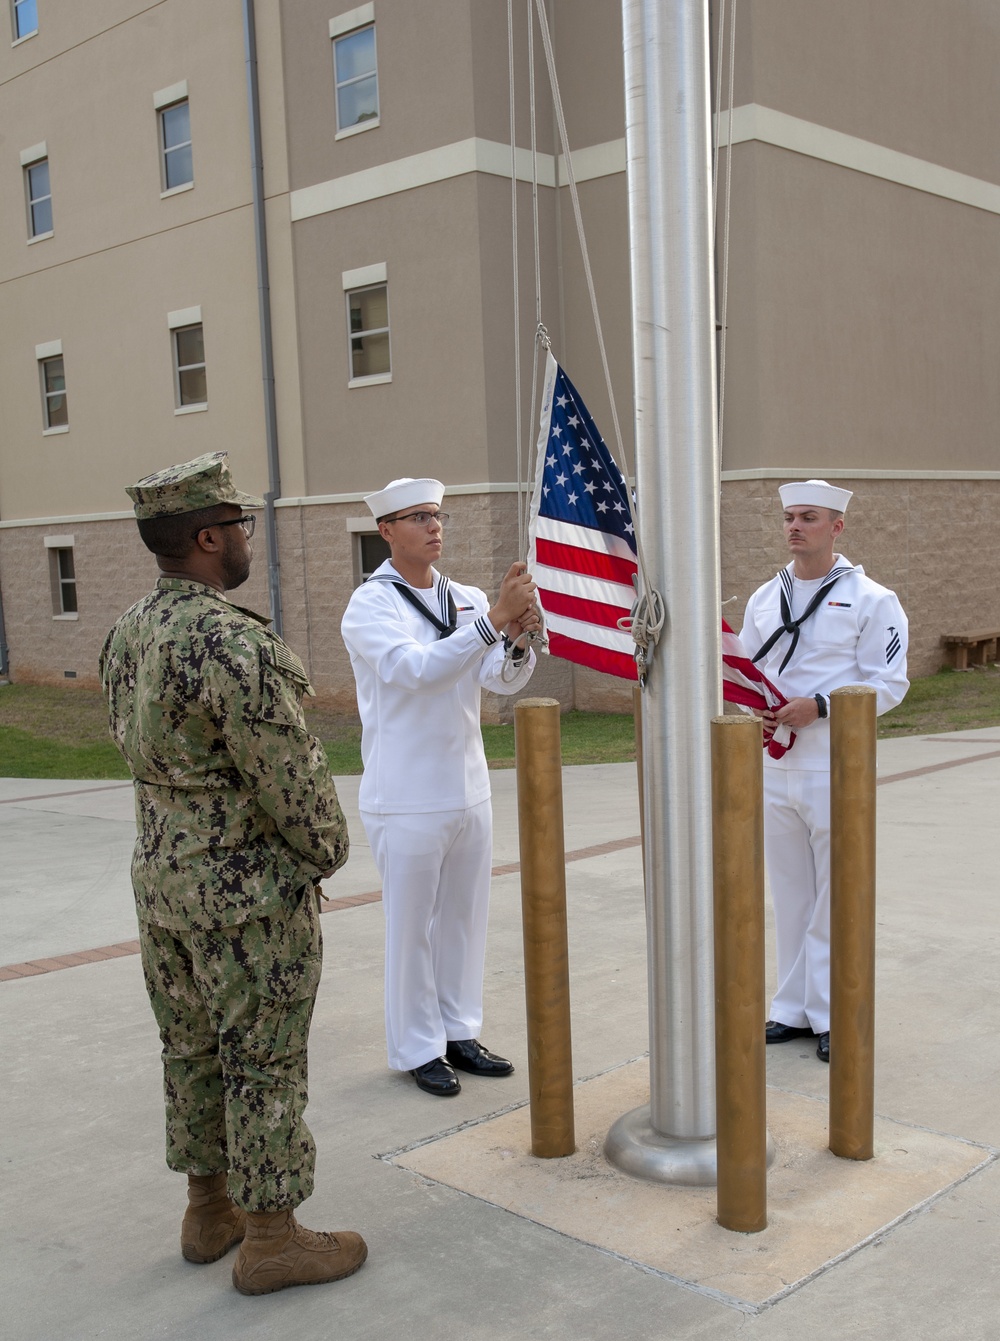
[360, 801, 493, 1072]
[763, 767, 831, 1034]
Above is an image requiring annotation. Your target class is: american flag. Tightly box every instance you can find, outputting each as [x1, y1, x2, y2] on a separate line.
[527, 351, 795, 757]
[527, 352, 638, 679]
[721, 620, 795, 760]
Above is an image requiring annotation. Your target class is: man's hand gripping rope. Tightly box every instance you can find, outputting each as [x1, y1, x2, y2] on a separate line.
[490, 562, 545, 681]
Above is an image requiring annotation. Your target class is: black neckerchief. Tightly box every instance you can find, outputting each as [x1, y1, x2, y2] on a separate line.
[392, 582, 458, 639]
[752, 562, 854, 674]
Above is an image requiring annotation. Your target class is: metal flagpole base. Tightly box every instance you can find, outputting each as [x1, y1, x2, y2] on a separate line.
[605, 1105, 776, 1187]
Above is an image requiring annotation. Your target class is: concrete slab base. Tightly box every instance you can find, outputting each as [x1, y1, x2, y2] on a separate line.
[390, 1059, 993, 1312]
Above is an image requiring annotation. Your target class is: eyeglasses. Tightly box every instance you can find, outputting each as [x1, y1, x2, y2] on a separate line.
[193, 514, 256, 539]
[384, 510, 449, 527]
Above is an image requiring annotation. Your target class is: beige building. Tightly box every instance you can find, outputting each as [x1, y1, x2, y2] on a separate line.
[1, 0, 998, 711]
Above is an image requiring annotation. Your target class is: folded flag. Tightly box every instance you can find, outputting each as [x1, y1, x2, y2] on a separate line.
[721, 620, 795, 759]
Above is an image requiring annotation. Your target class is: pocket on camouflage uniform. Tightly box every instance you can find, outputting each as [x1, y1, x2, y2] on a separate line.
[250, 887, 323, 1064]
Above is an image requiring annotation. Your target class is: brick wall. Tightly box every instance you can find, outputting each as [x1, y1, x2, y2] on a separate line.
[1, 478, 993, 700]
[0, 517, 270, 689]
[721, 477, 1000, 678]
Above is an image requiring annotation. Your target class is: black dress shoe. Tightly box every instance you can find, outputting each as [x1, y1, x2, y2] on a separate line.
[445, 1038, 514, 1077]
[409, 1058, 461, 1096]
[765, 1020, 814, 1044]
[816, 1032, 830, 1063]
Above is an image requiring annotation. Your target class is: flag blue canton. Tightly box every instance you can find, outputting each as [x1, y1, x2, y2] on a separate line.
[538, 367, 636, 553]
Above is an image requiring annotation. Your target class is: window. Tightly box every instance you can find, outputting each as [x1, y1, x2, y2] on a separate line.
[154, 82, 193, 194]
[357, 531, 391, 582]
[54, 548, 77, 613]
[41, 356, 67, 427]
[343, 264, 390, 384]
[347, 284, 390, 381]
[160, 100, 192, 190]
[25, 158, 51, 236]
[168, 307, 207, 410]
[347, 516, 391, 583]
[36, 341, 68, 432]
[173, 323, 207, 408]
[160, 99, 192, 191]
[21, 144, 51, 238]
[45, 538, 77, 618]
[12, 0, 37, 40]
[331, 6, 378, 137]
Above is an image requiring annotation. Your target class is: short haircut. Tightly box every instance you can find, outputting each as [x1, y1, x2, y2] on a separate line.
[136, 504, 232, 559]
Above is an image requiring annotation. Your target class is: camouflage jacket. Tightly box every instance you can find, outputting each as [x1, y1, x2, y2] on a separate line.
[99, 578, 348, 931]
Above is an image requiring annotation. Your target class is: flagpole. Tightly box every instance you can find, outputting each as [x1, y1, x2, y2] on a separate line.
[604, 0, 722, 1184]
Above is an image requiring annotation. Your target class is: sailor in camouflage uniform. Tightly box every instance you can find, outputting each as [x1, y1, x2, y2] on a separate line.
[100, 452, 367, 1296]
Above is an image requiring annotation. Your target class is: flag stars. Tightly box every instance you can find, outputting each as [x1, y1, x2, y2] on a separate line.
[537, 371, 639, 652]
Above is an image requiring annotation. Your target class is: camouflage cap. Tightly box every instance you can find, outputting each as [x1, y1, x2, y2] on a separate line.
[126, 452, 265, 520]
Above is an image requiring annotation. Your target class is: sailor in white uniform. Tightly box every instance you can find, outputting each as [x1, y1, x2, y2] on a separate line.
[740, 480, 908, 1062]
[341, 478, 539, 1096]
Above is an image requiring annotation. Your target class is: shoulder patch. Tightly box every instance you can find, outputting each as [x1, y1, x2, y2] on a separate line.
[262, 640, 313, 692]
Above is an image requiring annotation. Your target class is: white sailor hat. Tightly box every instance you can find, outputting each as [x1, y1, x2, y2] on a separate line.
[364, 477, 445, 520]
[778, 478, 852, 512]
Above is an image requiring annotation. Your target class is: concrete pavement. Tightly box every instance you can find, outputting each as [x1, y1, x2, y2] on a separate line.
[2, 731, 999, 1339]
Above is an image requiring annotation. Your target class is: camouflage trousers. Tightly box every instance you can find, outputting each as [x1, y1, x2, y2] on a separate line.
[138, 886, 322, 1213]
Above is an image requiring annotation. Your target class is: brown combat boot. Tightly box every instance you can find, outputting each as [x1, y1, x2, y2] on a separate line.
[181, 1173, 246, 1264]
[231, 1209, 367, 1295]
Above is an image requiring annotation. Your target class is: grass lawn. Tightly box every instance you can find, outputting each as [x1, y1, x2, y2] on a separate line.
[875, 665, 1000, 736]
[1, 668, 998, 780]
[0, 686, 132, 780]
[301, 702, 639, 771]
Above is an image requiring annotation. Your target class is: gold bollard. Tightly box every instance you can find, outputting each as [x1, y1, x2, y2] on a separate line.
[515, 697, 575, 1157]
[712, 715, 768, 1231]
[829, 685, 878, 1161]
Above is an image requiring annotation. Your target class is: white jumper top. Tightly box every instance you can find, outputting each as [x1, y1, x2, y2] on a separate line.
[740, 556, 909, 771]
[341, 560, 536, 813]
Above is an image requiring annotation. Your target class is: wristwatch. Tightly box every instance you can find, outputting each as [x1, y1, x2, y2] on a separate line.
[814, 694, 828, 719]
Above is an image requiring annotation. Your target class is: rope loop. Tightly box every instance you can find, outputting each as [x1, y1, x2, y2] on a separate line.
[620, 581, 665, 688]
[500, 624, 548, 683]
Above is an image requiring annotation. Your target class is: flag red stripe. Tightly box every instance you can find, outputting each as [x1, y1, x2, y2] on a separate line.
[721, 680, 769, 710]
[548, 631, 638, 681]
[536, 538, 637, 588]
[538, 588, 631, 631]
